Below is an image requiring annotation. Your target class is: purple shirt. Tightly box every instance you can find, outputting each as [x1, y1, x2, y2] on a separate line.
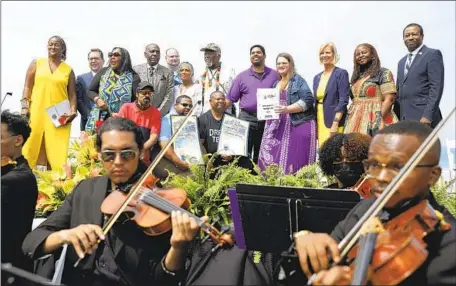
[227, 66, 279, 113]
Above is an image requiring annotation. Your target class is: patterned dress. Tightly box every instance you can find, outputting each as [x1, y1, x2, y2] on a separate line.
[344, 68, 398, 136]
[258, 89, 317, 174]
[85, 69, 133, 132]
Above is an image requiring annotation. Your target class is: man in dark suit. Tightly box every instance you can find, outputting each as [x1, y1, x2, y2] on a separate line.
[22, 117, 203, 286]
[77, 48, 105, 131]
[396, 23, 444, 128]
[133, 43, 174, 117]
[1, 110, 38, 274]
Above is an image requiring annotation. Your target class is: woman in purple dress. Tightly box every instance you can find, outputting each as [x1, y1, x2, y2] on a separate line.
[258, 53, 317, 174]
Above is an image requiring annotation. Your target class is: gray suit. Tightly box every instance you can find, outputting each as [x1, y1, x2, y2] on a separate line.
[133, 63, 174, 117]
[396, 45, 444, 128]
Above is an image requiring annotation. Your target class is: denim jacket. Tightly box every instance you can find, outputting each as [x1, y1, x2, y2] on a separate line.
[273, 73, 316, 126]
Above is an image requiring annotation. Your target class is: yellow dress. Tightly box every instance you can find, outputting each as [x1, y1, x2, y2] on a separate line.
[23, 58, 72, 170]
[316, 72, 344, 148]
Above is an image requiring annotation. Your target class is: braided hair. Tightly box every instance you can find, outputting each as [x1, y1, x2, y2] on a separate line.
[48, 35, 67, 61]
[350, 43, 381, 84]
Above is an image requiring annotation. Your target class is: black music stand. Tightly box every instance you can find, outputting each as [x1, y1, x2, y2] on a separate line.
[229, 183, 361, 254]
[1, 263, 65, 286]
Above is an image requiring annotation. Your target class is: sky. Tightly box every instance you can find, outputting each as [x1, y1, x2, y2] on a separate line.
[1, 1, 455, 171]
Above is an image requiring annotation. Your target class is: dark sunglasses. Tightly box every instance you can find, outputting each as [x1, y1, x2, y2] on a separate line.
[100, 149, 137, 162]
[108, 52, 121, 58]
[180, 103, 193, 108]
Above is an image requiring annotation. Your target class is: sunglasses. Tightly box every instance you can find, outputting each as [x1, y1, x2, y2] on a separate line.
[180, 103, 193, 108]
[100, 149, 137, 162]
[108, 52, 121, 58]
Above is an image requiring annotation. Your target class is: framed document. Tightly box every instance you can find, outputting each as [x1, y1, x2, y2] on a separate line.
[217, 115, 250, 156]
[257, 88, 279, 121]
[171, 115, 204, 164]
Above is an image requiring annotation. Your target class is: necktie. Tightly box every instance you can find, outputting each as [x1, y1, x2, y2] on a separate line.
[404, 53, 413, 77]
[148, 66, 155, 77]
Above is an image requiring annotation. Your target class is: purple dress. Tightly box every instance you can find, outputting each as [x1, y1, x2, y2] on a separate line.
[258, 89, 317, 174]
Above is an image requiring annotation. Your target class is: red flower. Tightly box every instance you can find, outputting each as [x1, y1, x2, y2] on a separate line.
[384, 113, 393, 124]
[366, 86, 376, 98]
[58, 115, 67, 125]
[95, 120, 104, 132]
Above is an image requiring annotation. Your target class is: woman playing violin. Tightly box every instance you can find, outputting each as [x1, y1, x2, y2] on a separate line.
[294, 121, 456, 285]
[22, 117, 204, 286]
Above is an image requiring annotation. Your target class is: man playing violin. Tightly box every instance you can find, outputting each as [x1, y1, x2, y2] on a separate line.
[22, 117, 204, 286]
[294, 121, 456, 285]
[1, 110, 38, 281]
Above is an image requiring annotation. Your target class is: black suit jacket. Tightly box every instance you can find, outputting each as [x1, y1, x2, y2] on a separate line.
[1, 156, 38, 269]
[22, 176, 180, 286]
[396, 45, 444, 127]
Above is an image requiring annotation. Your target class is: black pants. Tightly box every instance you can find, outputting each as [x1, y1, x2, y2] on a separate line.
[239, 110, 265, 164]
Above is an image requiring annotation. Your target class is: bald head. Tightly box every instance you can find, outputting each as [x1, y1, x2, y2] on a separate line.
[210, 91, 224, 100]
[144, 43, 160, 66]
[376, 121, 440, 163]
[165, 48, 180, 68]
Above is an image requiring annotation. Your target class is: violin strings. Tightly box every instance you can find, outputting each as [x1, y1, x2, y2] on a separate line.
[141, 191, 208, 229]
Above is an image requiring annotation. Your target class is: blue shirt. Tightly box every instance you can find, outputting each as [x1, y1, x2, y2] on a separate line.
[159, 112, 175, 141]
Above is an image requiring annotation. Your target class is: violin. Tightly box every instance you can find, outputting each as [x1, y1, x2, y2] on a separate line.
[345, 199, 450, 285]
[74, 100, 234, 267]
[351, 174, 373, 199]
[307, 107, 456, 285]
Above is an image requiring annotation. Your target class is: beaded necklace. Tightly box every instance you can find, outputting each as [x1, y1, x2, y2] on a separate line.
[201, 64, 222, 107]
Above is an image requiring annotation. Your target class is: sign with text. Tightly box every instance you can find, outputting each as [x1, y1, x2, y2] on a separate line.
[171, 115, 204, 164]
[257, 88, 279, 121]
[217, 115, 250, 156]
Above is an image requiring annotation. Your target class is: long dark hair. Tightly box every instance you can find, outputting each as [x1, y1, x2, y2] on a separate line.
[111, 47, 133, 74]
[350, 43, 381, 84]
[48, 35, 67, 61]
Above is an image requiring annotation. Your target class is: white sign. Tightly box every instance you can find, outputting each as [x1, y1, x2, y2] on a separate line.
[257, 88, 279, 121]
[218, 115, 250, 156]
[46, 100, 71, 128]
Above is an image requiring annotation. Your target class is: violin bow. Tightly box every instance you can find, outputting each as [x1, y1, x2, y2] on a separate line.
[307, 106, 456, 285]
[74, 101, 202, 267]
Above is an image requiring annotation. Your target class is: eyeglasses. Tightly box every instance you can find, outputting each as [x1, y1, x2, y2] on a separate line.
[180, 103, 193, 108]
[362, 159, 437, 174]
[108, 52, 121, 58]
[100, 149, 137, 162]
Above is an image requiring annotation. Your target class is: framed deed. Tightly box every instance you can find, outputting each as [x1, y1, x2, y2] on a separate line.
[257, 88, 279, 121]
[171, 115, 204, 164]
[217, 115, 250, 156]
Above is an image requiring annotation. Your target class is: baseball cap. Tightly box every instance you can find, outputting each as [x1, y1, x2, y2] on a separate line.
[200, 43, 221, 54]
[136, 81, 154, 92]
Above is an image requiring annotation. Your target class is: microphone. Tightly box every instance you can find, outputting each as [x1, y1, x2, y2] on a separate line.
[1, 92, 12, 108]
